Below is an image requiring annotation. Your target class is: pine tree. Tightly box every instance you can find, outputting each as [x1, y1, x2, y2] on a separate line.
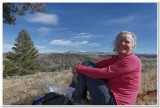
[3, 3, 46, 25]
[4, 29, 39, 76]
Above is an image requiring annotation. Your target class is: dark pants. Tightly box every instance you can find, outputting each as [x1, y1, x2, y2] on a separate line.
[69, 73, 117, 105]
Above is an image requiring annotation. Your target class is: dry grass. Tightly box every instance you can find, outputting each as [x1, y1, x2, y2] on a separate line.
[134, 67, 157, 105]
[135, 95, 157, 105]
[3, 70, 72, 105]
[3, 66, 157, 105]
[139, 67, 157, 94]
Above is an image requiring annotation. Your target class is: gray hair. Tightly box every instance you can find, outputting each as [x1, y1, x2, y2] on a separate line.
[113, 31, 137, 53]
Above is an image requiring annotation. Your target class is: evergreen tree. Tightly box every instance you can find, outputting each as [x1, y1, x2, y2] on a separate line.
[4, 29, 39, 76]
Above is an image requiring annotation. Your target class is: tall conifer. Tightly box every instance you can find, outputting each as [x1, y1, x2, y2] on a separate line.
[4, 29, 39, 76]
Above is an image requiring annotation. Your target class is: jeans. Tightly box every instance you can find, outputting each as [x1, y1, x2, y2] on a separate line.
[69, 62, 117, 105]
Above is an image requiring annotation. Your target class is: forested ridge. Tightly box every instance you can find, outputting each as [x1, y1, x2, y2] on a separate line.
[3, 52, 157, 73]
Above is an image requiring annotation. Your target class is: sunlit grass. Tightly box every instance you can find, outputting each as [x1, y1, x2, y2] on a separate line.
[3, 66, 157, 105]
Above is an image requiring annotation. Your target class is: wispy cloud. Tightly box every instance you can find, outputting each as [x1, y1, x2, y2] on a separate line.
[26, 13, 59, 25]
[36, 27, 69, 36]
[88, 43, 101, 46]
[35, 45, 46, 49]
[49, 39, 101, 47]
[36, 45, 62, 53]
[108, 15, 136, 24]
[37, 27, 52, 35]
[73, 33, 102, 39]
[49, 39, 88, 46]
[39, 49, 66, 53]
[52, 28, 68, 31]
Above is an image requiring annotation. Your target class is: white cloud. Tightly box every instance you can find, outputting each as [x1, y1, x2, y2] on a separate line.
[37, 27, 52, 35]
[108, 15, 136, 24]
[49, 39, 88, 46]
[78, 33, 90, 35]
[36, 27, 69, 36]
[36, 45, 62, 53]
[35, 45, 46, 49]
[52, 28, 68, 31]
[37, 27, 52, 32]
[89, 43, 101, 46]
[39, 49, 65, 53]
[75, 34, 93, 39]
[26, 13, 59, 25]
[73, 33, 102, 39]
[49, 39, 101, 47]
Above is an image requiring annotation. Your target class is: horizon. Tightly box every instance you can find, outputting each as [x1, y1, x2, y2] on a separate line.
[3, 3, 157, 54]
[3, 50, 157, 55]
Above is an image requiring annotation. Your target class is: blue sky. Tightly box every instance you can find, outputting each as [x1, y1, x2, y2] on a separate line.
[3, 3, 157, 54]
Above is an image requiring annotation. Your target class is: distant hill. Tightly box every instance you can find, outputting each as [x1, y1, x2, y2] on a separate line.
[3, 51, 157, 72]
[38, 51, 113, 68]
[64, 51, 114, 55]
[136, 54, 157, 58]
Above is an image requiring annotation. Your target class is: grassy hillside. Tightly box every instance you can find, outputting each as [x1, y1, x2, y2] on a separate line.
[3, 52, 157, 105]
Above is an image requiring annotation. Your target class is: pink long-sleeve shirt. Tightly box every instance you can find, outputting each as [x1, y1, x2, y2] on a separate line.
[76, 53, 141, 105]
